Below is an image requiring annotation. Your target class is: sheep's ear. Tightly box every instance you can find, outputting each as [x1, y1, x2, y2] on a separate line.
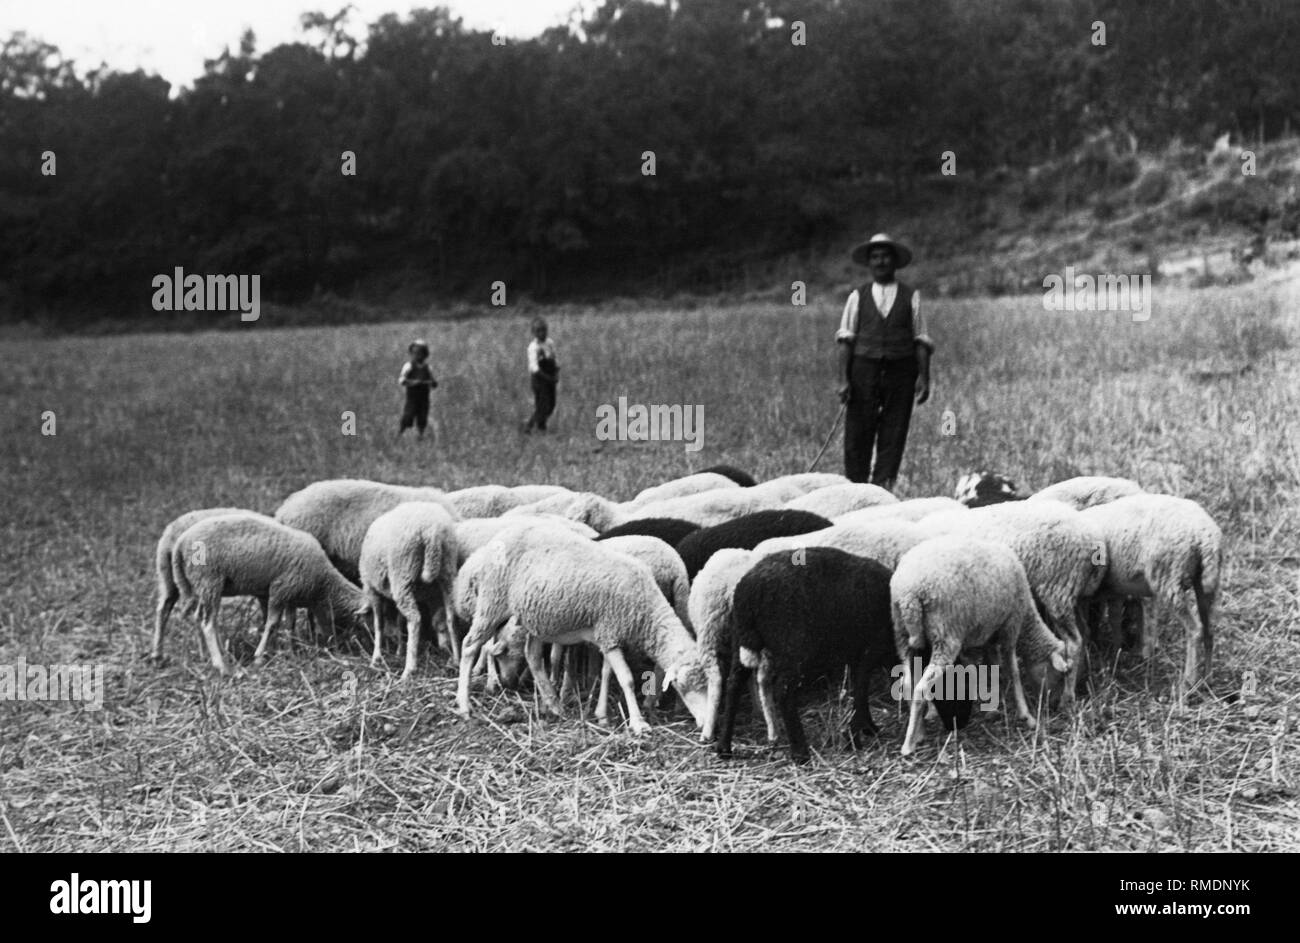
[662, 667, 676, 691]
[489, 636, 508, 656]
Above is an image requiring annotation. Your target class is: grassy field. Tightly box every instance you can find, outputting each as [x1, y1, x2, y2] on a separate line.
[2, 271, 1298, 852]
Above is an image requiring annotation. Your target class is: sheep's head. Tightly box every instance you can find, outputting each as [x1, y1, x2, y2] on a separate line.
[664, 657, 712, 729]
[488, 618, 529, 689]
[954, 471, 1025, 508]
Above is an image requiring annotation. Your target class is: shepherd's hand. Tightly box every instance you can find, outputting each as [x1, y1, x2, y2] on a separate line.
[915, 375, 930, 405]
[837, 383, 851, 404]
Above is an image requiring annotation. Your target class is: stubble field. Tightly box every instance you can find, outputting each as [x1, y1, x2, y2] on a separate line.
[2, 273, 1298, 852]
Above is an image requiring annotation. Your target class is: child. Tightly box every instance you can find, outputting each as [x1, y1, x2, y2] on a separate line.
[523, 316, 559, 433]
[397, 339, 438, 438]
[835, 233, 933, 489]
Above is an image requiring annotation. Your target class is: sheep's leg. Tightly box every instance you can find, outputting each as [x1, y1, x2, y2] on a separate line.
[524, 636, 564, 718]
[602, 648, 650, 734]
[716, 649, 750, 759]
[847, 657, 878, 748]
[284, 609, 297, 654]
[642, 666, 665, 717]
[152, 590, 177, 663]
[776, 680, 811, 765]
[755, 653, 779, 743]
[1194, 584, 1215, 680]
[594, 654, 613, 726]
[400, 601, 423, 681]
[1002, 633, 1036, 730]
[483, 642, 503, 693]
[198, 599, 231, 676]
[1048, 604, 1082, 708]
[253, 607, 284, 666]
[368, 599, 385, 669]
[1139, 597, 1158, 661]
[700, 667, 724, 743]
[901, 662, 940, 756]
[455, 614, 502, 716]
[439, 575, 461, 663]
[1179, 590, 1210, 701]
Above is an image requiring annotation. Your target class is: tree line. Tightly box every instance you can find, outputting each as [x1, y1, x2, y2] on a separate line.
[2, 0, 1296, 323]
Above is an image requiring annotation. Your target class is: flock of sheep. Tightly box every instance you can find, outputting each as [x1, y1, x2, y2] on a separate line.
[152, 464, 1223, 762]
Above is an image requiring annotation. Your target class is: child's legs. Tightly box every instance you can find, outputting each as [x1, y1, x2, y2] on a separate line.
[530, 376, 556, 430]
[871, 357, 918, 487]
[844, 356, 883, 484]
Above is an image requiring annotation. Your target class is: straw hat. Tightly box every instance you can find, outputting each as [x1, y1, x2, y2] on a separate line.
[850, 233, 912, 268]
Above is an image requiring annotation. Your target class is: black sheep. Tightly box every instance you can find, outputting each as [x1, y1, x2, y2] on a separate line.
[716, 547, 894, 765]
[675, 509, 832, 581]
[697, 464, 758, 487]
[596, 517, 700, 552]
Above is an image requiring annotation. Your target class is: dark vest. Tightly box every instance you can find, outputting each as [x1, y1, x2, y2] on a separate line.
[852, 281, 916, 359]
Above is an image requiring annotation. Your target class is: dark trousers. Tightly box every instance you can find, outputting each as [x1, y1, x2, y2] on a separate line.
[845, 355, 917, 487]
[529, 375, 557, 430]
[399, 387, 430, 432]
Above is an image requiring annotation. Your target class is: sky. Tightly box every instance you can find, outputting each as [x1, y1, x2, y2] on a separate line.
[0, 0, 586, 88]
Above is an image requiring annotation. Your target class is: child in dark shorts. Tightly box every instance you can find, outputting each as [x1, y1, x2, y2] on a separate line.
[523, 317, 559, 433]
[398, 339, 437, 438]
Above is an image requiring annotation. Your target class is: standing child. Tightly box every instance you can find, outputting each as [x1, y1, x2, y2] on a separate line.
[524, 316, 559, 433]
[835, 233, 933, 489]
[397, 339, 438, 439]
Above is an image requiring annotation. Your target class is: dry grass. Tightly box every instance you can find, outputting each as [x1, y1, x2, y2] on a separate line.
[2, 270, 1298, 851]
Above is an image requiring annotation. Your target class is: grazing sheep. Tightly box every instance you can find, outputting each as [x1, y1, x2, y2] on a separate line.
[1028, 476, 1145, 510]
[892, 536, 1073, 755]
[675, 509, 833, 580]
[170, 513, 366, 675]
[625, 488, 779, 527]
[152, 507, 269, 663]
[445, 485, 532, 519]
[675, 548, 759, 741]
[717, 548, 895, 764]
[502, 491, 625, 532]
[914, 501, 1100, 702]
[834, 496, 965, 525]
[954, 471, 1025, 508]
[1078, 494, 1222, 697]
[698, 464, 758, 487]
[746, 472, 850, 503]
[624, 472, 739, 507]
[753, 518, 928, 571]
[274, 479, 458, 582]
[455, 515, 597, 566]
[359, 502, 461, 678]
[784, 482, 898, 518]
[599, 535, 692, 631]
[596, 517, 700, 550]
[454, 527, 708, 732]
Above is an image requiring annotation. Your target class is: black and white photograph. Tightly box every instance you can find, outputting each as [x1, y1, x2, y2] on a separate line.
[1, 0, 1296, 879]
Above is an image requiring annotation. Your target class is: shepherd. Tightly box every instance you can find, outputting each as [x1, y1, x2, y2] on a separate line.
[835, 233, 934, 489]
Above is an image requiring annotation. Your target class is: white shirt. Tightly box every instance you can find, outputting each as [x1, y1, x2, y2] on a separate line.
[528, 337, 557, 374]
[835, 282, 934, 352]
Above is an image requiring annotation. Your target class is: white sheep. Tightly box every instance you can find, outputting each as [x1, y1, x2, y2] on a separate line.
[892, 535, 1073, 755]
[502, 491, 626, 532]
[152, 507, 268, 663]
[746, 472, 849, 503]
[752, 518, 928, 571]
[834, 496, 966, 525]
[445, 485, 532, 518]
[170, 513, 366, 675]
[274, 479, 458, 582]
[359, 501, 461, 678]
[509, 485, 572, 503]
[454, 526, 708, 733]
[455, 515, 597, 567]
[914, 501, 1102, 703]
[783, 482, 899, 518]
[1028, 476, 1145, 510]
[675, 547, 761, 741]
[1078, 494, 1222, 697]
[624, 472, 739, 507]
[624, 487, 780, 527]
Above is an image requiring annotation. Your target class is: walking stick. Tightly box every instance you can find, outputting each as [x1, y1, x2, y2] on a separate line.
[807, 401, 847, 473]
